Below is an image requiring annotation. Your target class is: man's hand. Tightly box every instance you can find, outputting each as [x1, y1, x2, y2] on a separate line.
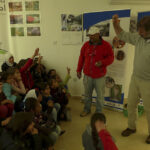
[95, 61, 102, 67]
[77, 72, 82, 79]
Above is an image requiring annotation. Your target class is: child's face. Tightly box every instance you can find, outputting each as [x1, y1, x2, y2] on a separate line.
[35, 102, 42, 114]
[0, 82, 3, 91]
[52, 80, 59, 88]
[51, 70, 56, 76]
[56, 75, 62, 82]
[9, 56, 14, 64]
[6, 75, 14, 84]
[43, 85, 50, 96]
[14, 69, 21, 80]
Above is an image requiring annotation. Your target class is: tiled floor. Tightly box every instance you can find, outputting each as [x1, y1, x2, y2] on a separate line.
[55, 98, 150, 150]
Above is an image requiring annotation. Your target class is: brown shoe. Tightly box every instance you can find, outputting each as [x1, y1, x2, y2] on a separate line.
[121, 128, 136, 137]
[146, 135, 150, 144]
[80, 111, 90, 117]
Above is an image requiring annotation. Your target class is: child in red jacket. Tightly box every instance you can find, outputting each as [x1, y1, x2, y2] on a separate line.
[82, 113, 118, 150]
[92, 113, 118, 150]
[18, 48, 39, 91]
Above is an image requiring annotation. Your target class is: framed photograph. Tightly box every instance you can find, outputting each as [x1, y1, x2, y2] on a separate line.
[11, 27, 24, 36]
[27, 27, 41, 36]
[25, 1, 39, 11]
[9, 2, 22, 12]
[10, 15, 23, 24]
[26, 14, 40, 24]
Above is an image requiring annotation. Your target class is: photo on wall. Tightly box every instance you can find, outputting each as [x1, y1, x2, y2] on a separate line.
[27, 27, 41, 36]
[25, 1, 39, 11]
[9, 2, 22, 12]
[110, 84, 122, 102]
[11, 27, 24, 36]
[26, 14, 40, 24]
[61, 14, 82, 31]
[10, 15, 23, 24]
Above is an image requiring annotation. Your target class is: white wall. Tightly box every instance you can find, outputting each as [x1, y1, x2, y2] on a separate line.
[6, 0, 150, 97]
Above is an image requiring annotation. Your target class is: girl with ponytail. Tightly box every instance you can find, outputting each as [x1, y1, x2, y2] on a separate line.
[82, 113, 118, 150]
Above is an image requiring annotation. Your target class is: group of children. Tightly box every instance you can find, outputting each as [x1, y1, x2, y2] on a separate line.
[0, 48, 71, 150]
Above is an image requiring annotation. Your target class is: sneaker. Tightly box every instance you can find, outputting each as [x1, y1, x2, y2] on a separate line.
[146, 135, 150, 144]
[121, 128, 136, 137]
[80, 111, 90, 117]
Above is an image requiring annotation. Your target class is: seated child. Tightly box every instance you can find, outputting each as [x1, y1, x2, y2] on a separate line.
[30, 56, 48, 88]
[25, 97, 65, 147]
[48, 67, 71, 94]
[49, 78, 69, 120]
[18, 48, 39, 91]
[38, 82, 60, 122]
[82, 113, 118, 150]
[2, 70, 17, 103]
[0, 76, 14, 119]
[10, 66, 26, 95]
[0, 112, 52, 150]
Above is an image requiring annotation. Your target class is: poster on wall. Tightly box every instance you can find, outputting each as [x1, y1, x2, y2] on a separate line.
[26, 14, 40, 24]
[25, 1, 39, 11]
[10, 15, 23, 24]
[0, 0, 6, 13]
[9, 2, 22, 12]
[11, 27, 24, 36]
[82, 9, 131, 111]
[61, 14, 83, 45]
[27, 27, 41, 36]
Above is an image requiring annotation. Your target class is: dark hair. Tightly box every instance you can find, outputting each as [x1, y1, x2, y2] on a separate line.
[1, 70, 14, 82]
[137, 16, 150, 32]
[7, 112, 34, 137]
[91, 113, 106, 150]
[47, 69, 56, 76]
[37, 82, 49, 91]
[18, 59, 28, 69]
[0, 72, 3, 82]
[25, 97, 37, 112]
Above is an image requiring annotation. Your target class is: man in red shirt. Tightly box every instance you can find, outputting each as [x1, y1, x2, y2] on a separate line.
[77, 26, 114, 117]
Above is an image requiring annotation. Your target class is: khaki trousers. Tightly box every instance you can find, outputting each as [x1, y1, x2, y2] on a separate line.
[128, 75, 150, 134]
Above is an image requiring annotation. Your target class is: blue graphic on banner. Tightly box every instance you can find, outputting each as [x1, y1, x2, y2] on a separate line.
[83, 9, 130, 30]
[138, 11, 150, 21]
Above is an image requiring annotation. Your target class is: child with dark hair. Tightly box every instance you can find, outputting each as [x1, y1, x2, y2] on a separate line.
[30, 56, 48, 88]
[38, 82, 60, 122]
[9, 66, 26, 95]
[2, 70, 17, 103]
[0, 112, 52, 150]
[25, 97, 64, 147]
[49, 78, 70, 121]
[1, 52, 17, 72]
[18, 48, 39, 91]
[0, 76, 14, 119]
[82, 113, 118, 150]
[48, 67, 71, 94]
